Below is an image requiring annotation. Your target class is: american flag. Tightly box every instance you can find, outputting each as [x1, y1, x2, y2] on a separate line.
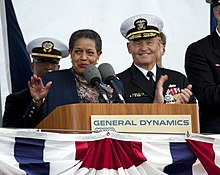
[4, 0, 32, 93]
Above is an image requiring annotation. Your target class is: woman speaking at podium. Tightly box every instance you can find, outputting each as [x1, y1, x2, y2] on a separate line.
[24, 29, 123, 128]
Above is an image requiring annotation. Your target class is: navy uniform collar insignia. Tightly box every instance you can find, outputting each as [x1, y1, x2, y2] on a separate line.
[42, 41, 54, 53]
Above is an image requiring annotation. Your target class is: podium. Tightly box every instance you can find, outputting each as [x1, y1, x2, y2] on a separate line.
[36, 104, 200, 133]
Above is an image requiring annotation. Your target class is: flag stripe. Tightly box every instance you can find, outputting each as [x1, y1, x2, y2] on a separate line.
[5, 0, 32, 93]
[14, 137, 49, 174]
[187, 139, 220, 174]
[75, 138, 147, 170]
[164, 142, 197, 175]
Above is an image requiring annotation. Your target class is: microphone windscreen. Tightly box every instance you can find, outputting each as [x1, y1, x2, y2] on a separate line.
[84, 65, 101, 85]
[98, 63, 116, 83]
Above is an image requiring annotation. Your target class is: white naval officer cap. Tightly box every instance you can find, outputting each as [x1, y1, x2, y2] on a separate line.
[27, 37, 69, 63]
[120, 14, 164, 40]
[206, 0, 220, 7]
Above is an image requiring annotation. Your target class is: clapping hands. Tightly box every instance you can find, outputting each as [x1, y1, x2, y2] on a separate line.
[153, 75, 192, 104]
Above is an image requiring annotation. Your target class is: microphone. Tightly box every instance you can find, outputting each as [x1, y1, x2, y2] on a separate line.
[84, 65, 109, 103]
[98, 63, 125, 103]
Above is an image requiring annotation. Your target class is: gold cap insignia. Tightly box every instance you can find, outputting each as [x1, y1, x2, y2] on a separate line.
[134, 18, 147, 31]
[42, 41, 54, 53]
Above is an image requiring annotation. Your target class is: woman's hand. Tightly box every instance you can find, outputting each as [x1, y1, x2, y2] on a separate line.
[28, 74, 52, 107]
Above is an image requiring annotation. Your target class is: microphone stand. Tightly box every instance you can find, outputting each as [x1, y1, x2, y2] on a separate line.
[94, 81, 110, 103]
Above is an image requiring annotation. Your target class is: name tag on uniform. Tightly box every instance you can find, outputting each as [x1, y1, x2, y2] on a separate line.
[129, 93, 148, 98]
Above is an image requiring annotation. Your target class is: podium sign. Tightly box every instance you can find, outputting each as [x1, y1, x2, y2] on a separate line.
[91, 115, 192, 133]
[36, 104, 200, 133]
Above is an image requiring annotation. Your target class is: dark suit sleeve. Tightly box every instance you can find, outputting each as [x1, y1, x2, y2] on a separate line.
[23, 72, 53, 127]
[3, 94, 24, 127]
[185, 43, 220, 107]
[3, 91, 43, 128]
[24, 102, 44, 128]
